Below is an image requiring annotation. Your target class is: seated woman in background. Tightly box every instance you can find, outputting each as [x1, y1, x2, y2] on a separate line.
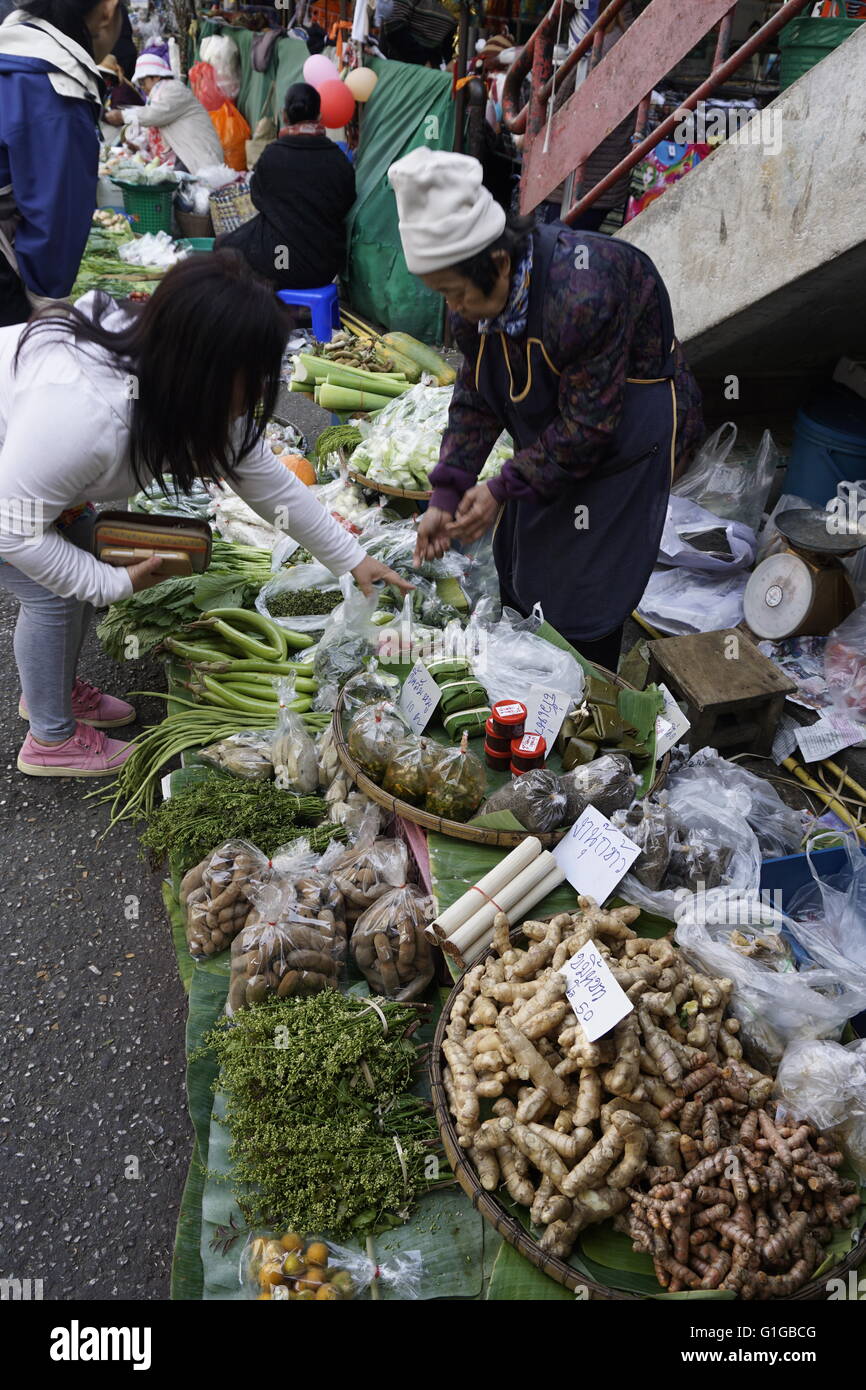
[217, 83, 356, 291]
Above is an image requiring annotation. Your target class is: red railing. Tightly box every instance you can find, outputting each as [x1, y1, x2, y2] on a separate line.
[501, 0, 815, 221]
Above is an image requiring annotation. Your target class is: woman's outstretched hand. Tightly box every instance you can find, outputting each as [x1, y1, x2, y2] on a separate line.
[447, 483, 499, 545]
[414, 507, 453, 565]
[351, 555, 413, 597]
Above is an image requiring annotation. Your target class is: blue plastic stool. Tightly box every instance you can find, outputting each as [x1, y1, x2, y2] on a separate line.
[276, 284, 340, 344]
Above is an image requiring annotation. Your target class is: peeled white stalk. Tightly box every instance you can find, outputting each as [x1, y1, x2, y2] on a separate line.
[458, 861, 570, 966]
[445, 851, 558, 963]
[428, 837, 542, 942]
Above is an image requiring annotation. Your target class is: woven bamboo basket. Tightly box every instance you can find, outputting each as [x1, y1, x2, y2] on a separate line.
[348, 468, 432, 502]
[333, 666, 670, 848]
[431, 926, 866, 1300]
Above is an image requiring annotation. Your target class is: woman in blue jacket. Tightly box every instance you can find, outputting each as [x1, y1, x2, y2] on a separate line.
[0, 0, 120, 326]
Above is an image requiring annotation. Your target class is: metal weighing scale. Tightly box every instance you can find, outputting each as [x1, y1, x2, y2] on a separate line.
[743, 509, 866, 640]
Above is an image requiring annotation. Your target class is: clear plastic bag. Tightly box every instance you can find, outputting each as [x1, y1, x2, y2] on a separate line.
[824, 602, 866, 719]
[347, 699, 411, 781]
[198, 730, 273, 781]
[675, 891, 866, 1068]
[637, 566, 749, 636]
[342, 662, 401, 717]
[775, 1038, 866, 1177]
[672, 423, 779, 534]
[329, 814, 409, 921]
[786, 832, 866, 989]
[382, 736, 438, 805]
[468, 604, 587, 708]
[425, 732, 486, 822]
[559, 752, 635, 823]
[227, 875, 343, 1015]
[667, 748, 805, 858]
[272, 677, 319, 794]
[180, 840, 267, 959]
[611, 800, 673, 890]
[351, 884, 435, 1000]
[243, 1232, 422, 1300]
[478, 769, 568, 833]
[658, 495, 757, 573]
[314, 576, 380, 704]
[255, 562, 342, 633]
[358, 513, 470, 584]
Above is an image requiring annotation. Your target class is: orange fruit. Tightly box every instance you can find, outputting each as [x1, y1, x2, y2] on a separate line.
[281, 454, 317, 486]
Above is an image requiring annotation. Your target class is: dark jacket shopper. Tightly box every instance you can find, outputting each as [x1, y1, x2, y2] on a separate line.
[389, 149, 704, 672]
[0, 0, 119, 325]
[218, 84, 356, 290]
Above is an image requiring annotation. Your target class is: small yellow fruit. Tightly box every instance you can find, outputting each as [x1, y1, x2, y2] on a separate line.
[281, 1232, 304, 1252]
[305, 1242, 329, 1268]
[282, 1252, 305, 1278]
[316, 1284, 340, 1300]
[330, 1270, 355, 1298]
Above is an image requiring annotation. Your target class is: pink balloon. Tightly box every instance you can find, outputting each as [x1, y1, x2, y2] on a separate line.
[303, 54, 339, 90]
[317, 79, 356, 130]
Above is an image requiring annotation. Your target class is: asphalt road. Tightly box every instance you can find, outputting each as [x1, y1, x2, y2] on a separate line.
[0, 384, 329, 1302]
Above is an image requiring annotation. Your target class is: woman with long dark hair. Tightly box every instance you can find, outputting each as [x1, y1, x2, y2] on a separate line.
[0, 0, 122, 325]
[0, 251, 408, 777]
[389, 149, 703, 672]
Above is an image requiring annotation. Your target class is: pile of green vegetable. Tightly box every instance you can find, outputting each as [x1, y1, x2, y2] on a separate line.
[71, 218, 162, 299]
[201, 992, 443, 1237]
[140, 771, 341, 870]
[349, 385, 513, 493]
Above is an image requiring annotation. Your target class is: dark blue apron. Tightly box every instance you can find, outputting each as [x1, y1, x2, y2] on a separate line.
[478, 224, 677, 644]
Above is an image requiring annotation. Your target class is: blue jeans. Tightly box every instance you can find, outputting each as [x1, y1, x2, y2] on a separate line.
[0, 512, 95, 741]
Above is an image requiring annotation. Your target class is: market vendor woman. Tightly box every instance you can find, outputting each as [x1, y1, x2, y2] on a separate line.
[0, 251, 408, 779]
[389, 150, 704, 670]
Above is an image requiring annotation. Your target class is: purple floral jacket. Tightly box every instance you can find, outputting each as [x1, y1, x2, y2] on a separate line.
[429, 233, 704, 514]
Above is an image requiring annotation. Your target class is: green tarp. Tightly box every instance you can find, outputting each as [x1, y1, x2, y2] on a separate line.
[197, 23, 451, 342]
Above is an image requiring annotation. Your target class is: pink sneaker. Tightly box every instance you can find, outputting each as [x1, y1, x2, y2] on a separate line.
[18, 678, 135, 729]
[17, 721, 135, 778]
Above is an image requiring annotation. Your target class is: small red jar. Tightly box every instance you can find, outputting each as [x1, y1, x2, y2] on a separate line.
[489, 700, 527, 740]
[510, 732, 547, 775]
[484, 741, 512, 771]
[484, 717, 513, 755]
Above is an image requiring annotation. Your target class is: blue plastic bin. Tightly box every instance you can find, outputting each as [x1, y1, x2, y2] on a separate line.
[760, 845, 866, 1036]
[784, 385, 866, 507]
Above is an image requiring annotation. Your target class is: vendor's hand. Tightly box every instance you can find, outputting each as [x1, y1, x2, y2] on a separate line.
[414, 507, 453, 565]
[123, 554, 164, 592]
[447, 483, 499, 544]
[351, 555, 414, 598]
[103, 110, 125, 127]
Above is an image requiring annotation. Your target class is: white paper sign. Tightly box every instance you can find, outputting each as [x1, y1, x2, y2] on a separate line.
[399, 660, 441, 734]
[161, 773, 173, 801]
[522, 684, 572, 754]
[795, 714, 866, 764]
[553, 805, 641, 903]
[561, 940, 633, 1041]
[655, 683, 691, 758]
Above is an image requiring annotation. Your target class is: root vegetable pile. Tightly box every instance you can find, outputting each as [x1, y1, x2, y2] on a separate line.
[441, 899, 862, 1298]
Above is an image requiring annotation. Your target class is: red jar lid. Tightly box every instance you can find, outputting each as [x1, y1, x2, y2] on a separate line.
[511, 732, 547, 760]
[490, 700, 527, 735]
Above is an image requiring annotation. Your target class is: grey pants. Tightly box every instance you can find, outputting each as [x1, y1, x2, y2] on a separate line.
[0, 512, 95, 742]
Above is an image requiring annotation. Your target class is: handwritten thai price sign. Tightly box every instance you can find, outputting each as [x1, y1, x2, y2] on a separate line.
[522, 684, 572, 755]
[553, 805, 641, 903]
[561, 940, 633, 1040]
[399, 660, 441, 734]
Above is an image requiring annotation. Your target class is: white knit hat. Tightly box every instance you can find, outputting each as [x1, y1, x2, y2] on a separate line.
[388, 149, 507, 275]
[131, 53, 173, 84]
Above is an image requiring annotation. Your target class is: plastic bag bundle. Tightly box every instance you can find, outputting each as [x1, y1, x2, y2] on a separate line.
[314, 577, 380, 705]
[425, 732, 486, 821]
[227, 877, 343, 1014]
[672, 423, 779, 535]
[666, 748, 806, 859]
[347, 699, 411, 781]
[611, 800, 673, 890]
[199, 729, 273, 781]
[200, 35, 242, 100]
[824, 602, 866, 719]
[382, 736, 438, 805]
[478, 769, 568, 834]
[244, 1232, 423, 1300]
[341, 663, 401, 717]
[180, 840, 267, 959]
[560, 753, 635, 823]
[351, 884, 435, 1000]
[776, 1038, 866, 1177]
[329, 814, 409, 921]
[786, 833, 866, 990]
[675, 891, 866, 1068]
[272, 677, 318, 794]
[468, 604, 586, 709]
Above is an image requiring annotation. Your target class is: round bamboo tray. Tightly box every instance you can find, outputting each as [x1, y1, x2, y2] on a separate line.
[333, 666, 670, 848]
[348, 468, 432, 502]
[431, 928, 866, 1301]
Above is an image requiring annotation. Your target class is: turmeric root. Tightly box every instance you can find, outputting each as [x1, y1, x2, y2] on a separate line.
[497, 1014, 571, 1107]
[562, 1111, 638, 1196]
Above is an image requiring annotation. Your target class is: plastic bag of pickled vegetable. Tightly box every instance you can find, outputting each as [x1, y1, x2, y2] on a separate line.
[272, 677, 319, 794]
[198, 729, 274, 781]
[329, 809, 410, 921]
[382, 735, 438, 805]
[347, 699, 411, 781]
[244, 1232, 423, 1300]
[342, 661, 401, 717]
[425, 732, 486, 821]
[227, 869, 344, 1015]
[351, 883, 435, 1000]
